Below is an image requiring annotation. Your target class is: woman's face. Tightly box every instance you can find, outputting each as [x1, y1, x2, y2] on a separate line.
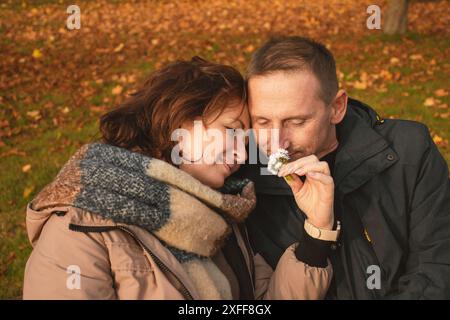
[178, 102, 250, 189]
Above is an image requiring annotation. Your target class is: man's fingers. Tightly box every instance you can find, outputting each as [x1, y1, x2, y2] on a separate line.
[306, 171, 334, 185]
[284, 173, 304, 194]
[291, 161, 331, 177]
[277, 155, 319, 177]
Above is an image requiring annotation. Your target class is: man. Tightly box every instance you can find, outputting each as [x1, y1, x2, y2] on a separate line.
[236, 36, 450, 299]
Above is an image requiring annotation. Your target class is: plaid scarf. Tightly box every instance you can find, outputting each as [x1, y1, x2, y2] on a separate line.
[31, 142, 256, 299]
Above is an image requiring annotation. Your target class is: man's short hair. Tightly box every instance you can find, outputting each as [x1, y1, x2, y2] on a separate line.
[247, 36, 339, 105]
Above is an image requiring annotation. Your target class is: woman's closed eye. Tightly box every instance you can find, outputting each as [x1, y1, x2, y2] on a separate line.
[225, 126, 249, 145]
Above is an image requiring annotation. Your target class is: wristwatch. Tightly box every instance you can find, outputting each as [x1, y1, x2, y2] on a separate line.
[304, 219, 341, 242]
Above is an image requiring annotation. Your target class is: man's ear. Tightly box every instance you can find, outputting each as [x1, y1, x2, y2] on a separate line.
[330, 89, 348, 125]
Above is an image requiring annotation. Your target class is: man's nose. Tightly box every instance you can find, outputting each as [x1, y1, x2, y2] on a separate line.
[277, 127, 291, 150]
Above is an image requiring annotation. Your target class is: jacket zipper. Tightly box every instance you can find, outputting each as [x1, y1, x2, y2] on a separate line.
[232, 224, 255, 291]
[68, 223, 194, 300]
[242, 226, 255, 290]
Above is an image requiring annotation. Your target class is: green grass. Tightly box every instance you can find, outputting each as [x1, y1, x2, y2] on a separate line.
[342, 33, 450, 165]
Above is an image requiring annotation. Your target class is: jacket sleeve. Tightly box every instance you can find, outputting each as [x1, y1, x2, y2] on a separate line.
[23, 214, 117, 300]
[387, 133, 450, 299]
[254, 243, 332, 300]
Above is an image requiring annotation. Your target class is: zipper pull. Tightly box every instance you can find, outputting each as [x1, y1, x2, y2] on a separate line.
[364, 229, 372, 243]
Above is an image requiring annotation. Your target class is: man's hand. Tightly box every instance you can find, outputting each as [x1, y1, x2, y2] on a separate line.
[278, 155, 335, 230]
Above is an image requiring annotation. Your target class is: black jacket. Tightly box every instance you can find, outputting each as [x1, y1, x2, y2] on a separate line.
[237, 98, 450, 299]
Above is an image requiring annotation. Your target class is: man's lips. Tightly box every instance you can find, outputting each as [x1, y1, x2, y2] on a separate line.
[288, 151, 303, 159]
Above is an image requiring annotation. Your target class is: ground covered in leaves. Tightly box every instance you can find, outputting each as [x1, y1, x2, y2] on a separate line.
[0, 0, 449, 298]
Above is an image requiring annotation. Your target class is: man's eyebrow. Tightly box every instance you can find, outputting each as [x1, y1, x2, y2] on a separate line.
[251, 114, 312, 120]
[284, 114, 312, 120]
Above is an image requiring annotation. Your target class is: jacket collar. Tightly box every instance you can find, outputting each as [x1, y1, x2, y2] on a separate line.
[334, 99, 398, 194]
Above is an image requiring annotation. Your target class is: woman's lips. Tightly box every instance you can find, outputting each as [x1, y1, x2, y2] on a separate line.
[223, 163, 232, 173]
[223, 163, 238, 174]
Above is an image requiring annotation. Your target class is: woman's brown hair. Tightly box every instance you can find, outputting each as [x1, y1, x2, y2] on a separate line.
[100, 56, 246, 162]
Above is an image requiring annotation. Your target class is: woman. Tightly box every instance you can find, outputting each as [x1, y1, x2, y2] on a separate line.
[23, 57, 334, 299]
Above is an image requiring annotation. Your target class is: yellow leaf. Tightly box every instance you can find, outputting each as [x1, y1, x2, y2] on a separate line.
[433, 134, 443, 144]
[389, 57, 400, 65]
[111, 85, 123, 95]
[245, 45, 255, 53]
[32, 49, 42, 59]
[409, 54, 423, 61]
[353, 81, 367, 90]
[113, 43, 124, 53]
[434, 89, 448, 97]
[90, 105, 107, 113]
[379, 70, 393, 81]
[23, 186, 34, 198]
[22, 164, 31, 173]
[424, 97, 437, 107]
[127, 74, 136, 83]
[26, 110, 41, 120]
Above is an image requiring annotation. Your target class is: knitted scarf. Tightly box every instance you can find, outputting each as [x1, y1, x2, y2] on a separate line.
[30, 142, 256, 299]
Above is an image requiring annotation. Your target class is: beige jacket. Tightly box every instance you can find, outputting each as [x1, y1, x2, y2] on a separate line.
[23, 204, 332, 300]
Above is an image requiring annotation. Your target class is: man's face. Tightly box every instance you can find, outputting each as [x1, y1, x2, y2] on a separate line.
[248, 70, 337, 161]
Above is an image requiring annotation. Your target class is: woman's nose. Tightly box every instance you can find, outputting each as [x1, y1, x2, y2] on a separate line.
[234, 144, 247, 163]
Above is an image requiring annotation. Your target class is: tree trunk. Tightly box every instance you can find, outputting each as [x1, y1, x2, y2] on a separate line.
[384, 0, 409, 35]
